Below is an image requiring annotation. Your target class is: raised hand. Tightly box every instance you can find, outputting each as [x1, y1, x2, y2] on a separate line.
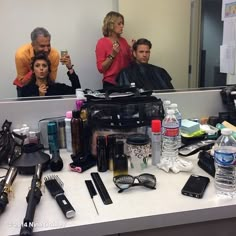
[60, 54, 73, 70]
[38, 84, 48, 96]
[111, 41, 120, 57]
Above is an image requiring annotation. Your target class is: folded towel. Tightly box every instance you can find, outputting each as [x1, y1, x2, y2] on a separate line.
[181, 119, 200, 135]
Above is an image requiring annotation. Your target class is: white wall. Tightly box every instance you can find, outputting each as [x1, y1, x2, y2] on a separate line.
[0, 0, 118, 99]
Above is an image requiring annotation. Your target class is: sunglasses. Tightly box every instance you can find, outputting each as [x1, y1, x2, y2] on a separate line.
[113, 173, 156, 193]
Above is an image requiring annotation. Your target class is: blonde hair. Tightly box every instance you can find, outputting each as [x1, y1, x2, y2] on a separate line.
[102, 11, 124, 37]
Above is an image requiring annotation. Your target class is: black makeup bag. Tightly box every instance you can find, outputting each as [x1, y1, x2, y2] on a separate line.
[86, 87, 164, 129]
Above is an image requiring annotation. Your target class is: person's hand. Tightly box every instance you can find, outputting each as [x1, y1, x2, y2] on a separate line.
[38, 84, 48, 96]
[111, 41, 120, 57]
[60, 54, 73, 70]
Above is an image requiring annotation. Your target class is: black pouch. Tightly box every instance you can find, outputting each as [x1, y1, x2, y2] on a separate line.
[198, 150, 215, 177]
[86, 87, 164, 129]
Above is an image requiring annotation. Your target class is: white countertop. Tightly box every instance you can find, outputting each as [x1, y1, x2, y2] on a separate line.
[1, 150, 236, 236]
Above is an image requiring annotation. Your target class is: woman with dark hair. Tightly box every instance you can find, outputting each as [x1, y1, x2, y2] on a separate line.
[21, 53, 81, 97]
[95, 11, 133, 89]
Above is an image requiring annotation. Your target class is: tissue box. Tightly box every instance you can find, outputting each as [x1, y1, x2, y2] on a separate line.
[181, 119, 200, 135]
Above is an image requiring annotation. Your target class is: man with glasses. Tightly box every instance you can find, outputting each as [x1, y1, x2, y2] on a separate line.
[13, 27, 60, 97]
[116, 38, 174, 90]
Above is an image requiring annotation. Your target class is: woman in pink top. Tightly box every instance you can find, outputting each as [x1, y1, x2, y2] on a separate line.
[95, 11, 132, 89]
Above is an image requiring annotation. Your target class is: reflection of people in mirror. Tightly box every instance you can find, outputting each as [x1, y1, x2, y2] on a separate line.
[95, 11, 133, 89]
[21, 53, 81, 97]
[13, 27, 60, 97]
[116, 38, 174, 90]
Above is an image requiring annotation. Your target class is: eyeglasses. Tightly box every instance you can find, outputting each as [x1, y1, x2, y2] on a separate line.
[113, 173, 156, 193]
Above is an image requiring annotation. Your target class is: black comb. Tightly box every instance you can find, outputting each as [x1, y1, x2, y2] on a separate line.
[44, 175, 76, 218]
[91, 172, 112, 205]
[85, 180, 99, 215]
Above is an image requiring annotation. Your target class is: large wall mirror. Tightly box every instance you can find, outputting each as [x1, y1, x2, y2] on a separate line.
[119, 0, 225, 90]
[0, 0, 225, 100]
[0, 0, 118, 100]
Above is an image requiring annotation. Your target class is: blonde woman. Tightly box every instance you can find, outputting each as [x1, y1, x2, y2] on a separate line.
[95, 11, 133, 89]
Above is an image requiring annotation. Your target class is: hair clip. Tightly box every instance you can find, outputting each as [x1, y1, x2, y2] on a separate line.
[69, 163, 82, 173]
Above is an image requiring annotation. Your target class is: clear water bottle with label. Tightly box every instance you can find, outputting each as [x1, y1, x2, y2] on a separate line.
[169, 103, 182, 148]
[214, 128, 236, 198]
[161, 109, 179, 165]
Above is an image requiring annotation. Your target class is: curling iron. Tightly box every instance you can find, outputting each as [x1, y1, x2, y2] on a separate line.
[20, 164, 43, 236]
[0, 166, 17, 214]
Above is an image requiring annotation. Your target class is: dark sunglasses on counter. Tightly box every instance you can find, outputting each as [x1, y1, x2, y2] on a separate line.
[113, 173, 156, 193]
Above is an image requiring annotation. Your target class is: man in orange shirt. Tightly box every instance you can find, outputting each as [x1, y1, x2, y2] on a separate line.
[14, 27, 60, 97]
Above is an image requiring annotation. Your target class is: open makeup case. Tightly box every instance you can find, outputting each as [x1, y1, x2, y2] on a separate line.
[84, 87, 165, 157]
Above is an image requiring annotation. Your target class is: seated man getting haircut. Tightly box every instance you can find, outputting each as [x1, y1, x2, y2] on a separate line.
[116, 38, 174, 90]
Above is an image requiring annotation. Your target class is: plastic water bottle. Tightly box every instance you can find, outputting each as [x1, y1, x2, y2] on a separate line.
[169, 103, 182, 148]
[214, 128, 236, 198]
[161, 109, 179, 165]
[163, 100, 171, 115]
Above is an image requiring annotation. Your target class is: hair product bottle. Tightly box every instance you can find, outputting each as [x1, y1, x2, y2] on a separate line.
[96, 136, 108, 172]
[58, 119, 66, 149]
[79, 105, 91, 157]
[47, 121, 59, 154]
[71, 110, 81, 157]
[65, 111, 72, 152]
[106, 135, 116, 171]
[113, 141, 128, 177]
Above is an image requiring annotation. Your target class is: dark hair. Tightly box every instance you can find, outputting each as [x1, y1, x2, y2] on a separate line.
[102, 11, 124, 37]
[31, 27, 51, 42]
[132, 38, 152, 51]
[31, 53, 53, 84]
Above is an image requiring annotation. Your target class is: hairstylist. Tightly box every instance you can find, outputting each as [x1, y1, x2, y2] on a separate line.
[95, 11, 133, 89]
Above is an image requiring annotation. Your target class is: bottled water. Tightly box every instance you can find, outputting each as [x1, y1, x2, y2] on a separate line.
[163, 100, 171, 115]
[161, 109, 179, 165]
[214, 128, 236, 198]
[169, 103, 182, 148]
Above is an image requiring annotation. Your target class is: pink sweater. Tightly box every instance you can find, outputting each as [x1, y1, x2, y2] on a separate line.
[96, 37, 132, 85]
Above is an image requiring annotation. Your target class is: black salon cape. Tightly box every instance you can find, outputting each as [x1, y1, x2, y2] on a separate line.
[21, 71, 81, 97]
[116, 62, 174, 90]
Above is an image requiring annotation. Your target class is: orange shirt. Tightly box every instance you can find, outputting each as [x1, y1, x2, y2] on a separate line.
[13, 43, 59, 87]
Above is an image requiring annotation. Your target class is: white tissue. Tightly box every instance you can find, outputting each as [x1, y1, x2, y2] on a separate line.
[157, 157, 193, 173]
